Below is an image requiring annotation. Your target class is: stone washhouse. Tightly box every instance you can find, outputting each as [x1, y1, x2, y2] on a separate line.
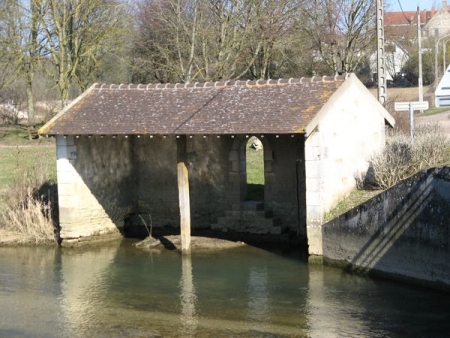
[39, 73, 394, 256]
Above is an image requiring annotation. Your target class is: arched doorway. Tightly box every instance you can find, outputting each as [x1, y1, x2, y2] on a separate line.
[245, 136, 264, 201]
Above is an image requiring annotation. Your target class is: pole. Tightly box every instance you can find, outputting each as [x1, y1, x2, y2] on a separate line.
[444, 39, 449, 73]
[177, 135, 191, 253]
[435, 29, 440, 85]
[377, 0, 387, 105]
[409, 103, 414, 145]
[418, 6, 423, 103]
[435, 39, 439, 85]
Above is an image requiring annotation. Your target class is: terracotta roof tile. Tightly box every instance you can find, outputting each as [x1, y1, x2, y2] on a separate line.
[40, 75, 348, 136]
[384, 9, 438, 26]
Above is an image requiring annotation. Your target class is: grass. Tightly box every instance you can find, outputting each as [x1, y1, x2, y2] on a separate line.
[0, 146, 56, 194]
[0, 124, 57, 244]
[324, 189, 381, 222]
[369, 86, 431, 102]
[417, 107, 450, 117]
[0, 124, 54, 146]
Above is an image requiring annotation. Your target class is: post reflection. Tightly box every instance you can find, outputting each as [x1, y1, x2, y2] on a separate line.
[179, 254, 198, 337]
[246, 267, 270, 325]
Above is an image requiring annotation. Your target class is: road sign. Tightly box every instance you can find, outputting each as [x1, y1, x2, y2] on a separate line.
[394, 101, 429, 145]
[394, 101, 429, 111]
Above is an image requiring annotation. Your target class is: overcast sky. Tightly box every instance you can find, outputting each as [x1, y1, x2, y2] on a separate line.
[393, 0, 440, 11]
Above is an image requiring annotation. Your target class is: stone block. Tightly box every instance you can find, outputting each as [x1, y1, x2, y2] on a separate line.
[56, 145, 68, 159]
[58, 195, 78, 209]
[307, 205, 323, 224]
[225, 211, 240, 217]
[57, 183, 75, 196]
[306, 191, 321, 206]
[211, 224, 222, 230]
[305, 161, 322, 179]
[270, 226, 288, 235]
[307, 225, 323, 255]
[306, 178, 320, 192]
[228, 150, 239, 161]
[56, 135, 75, 146]
[305, 146, 321, 161]
[230, 160, 240, 172]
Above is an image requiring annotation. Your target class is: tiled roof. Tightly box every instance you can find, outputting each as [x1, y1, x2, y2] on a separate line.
[40, 75, 349, 136]
[385, 11, 428, 26]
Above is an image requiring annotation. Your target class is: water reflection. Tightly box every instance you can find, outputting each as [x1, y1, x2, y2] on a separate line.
[59, 242, 121, 337]
[179, 255, 198, 337]
[246, 267, 270, 324]
[0, 246, 62, 338]
[1, 242, 450, 337]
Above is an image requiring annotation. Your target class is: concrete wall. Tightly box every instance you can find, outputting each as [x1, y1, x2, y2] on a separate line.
[322, 166, 450, 290]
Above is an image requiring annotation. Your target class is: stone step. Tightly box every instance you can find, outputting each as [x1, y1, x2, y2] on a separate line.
[216, 216, 275, 228]
[212, 223, 288, 235]
[225, 210, 266, 218]
[232, 201, 265, 212]
[212, 200, 287, 235]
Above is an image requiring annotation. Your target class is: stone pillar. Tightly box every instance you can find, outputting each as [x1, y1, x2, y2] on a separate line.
[304, 132, 323, 256]
[56, 135, 79, 240]
[56, 135, 124, 244]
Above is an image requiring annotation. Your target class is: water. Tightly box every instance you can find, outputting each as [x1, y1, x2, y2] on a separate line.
[1, 239, 449, 338]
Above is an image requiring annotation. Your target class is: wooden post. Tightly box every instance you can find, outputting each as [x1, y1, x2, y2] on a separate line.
[177, 135, 191, 253]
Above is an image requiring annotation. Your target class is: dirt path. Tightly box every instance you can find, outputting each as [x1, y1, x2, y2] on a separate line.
[416, 111, 450, 134]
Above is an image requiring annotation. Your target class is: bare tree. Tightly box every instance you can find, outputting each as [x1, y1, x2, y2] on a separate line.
[40, 0, 130, 106]
[302, 0, 376, 75]
[0, 0, 43, 125]
[132, 0, 307, 82]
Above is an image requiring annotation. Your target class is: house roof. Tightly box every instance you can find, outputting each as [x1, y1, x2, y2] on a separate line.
[384, 11, 430, 27]
[39, 73, 392, 137]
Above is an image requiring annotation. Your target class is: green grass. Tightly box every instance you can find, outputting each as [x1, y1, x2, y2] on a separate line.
[0, 146, 56, 188]
[246, 137, 264, 200]
[324, 189, 381, 222]
[0, 125, 56, 215]
[417, 107, 450, 117]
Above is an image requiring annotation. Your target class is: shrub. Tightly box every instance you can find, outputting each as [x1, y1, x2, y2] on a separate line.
[2, 188, 55, 244]
[0, 148, 58, 244]
[369, 125, 449, 189]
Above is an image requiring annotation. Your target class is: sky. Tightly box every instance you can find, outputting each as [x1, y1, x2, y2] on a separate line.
[393, 0, 441, 11]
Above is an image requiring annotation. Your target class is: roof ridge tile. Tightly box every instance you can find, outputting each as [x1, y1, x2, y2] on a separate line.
[96, 75, 348, 91]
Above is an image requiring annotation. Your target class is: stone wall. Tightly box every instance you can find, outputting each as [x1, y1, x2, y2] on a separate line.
[264, 136, 306, 236]
[426, 9, 450, 37]
[134, 136, 233, 230]
[57, 134, 309, 242]
[57, 136, 136, 244]
[133, 135, 307, 234]
[321, 166, 450, 290]
[305, 77, 388, 256]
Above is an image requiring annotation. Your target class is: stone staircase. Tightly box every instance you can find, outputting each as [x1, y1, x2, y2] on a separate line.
[211, 201, 287, 235]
